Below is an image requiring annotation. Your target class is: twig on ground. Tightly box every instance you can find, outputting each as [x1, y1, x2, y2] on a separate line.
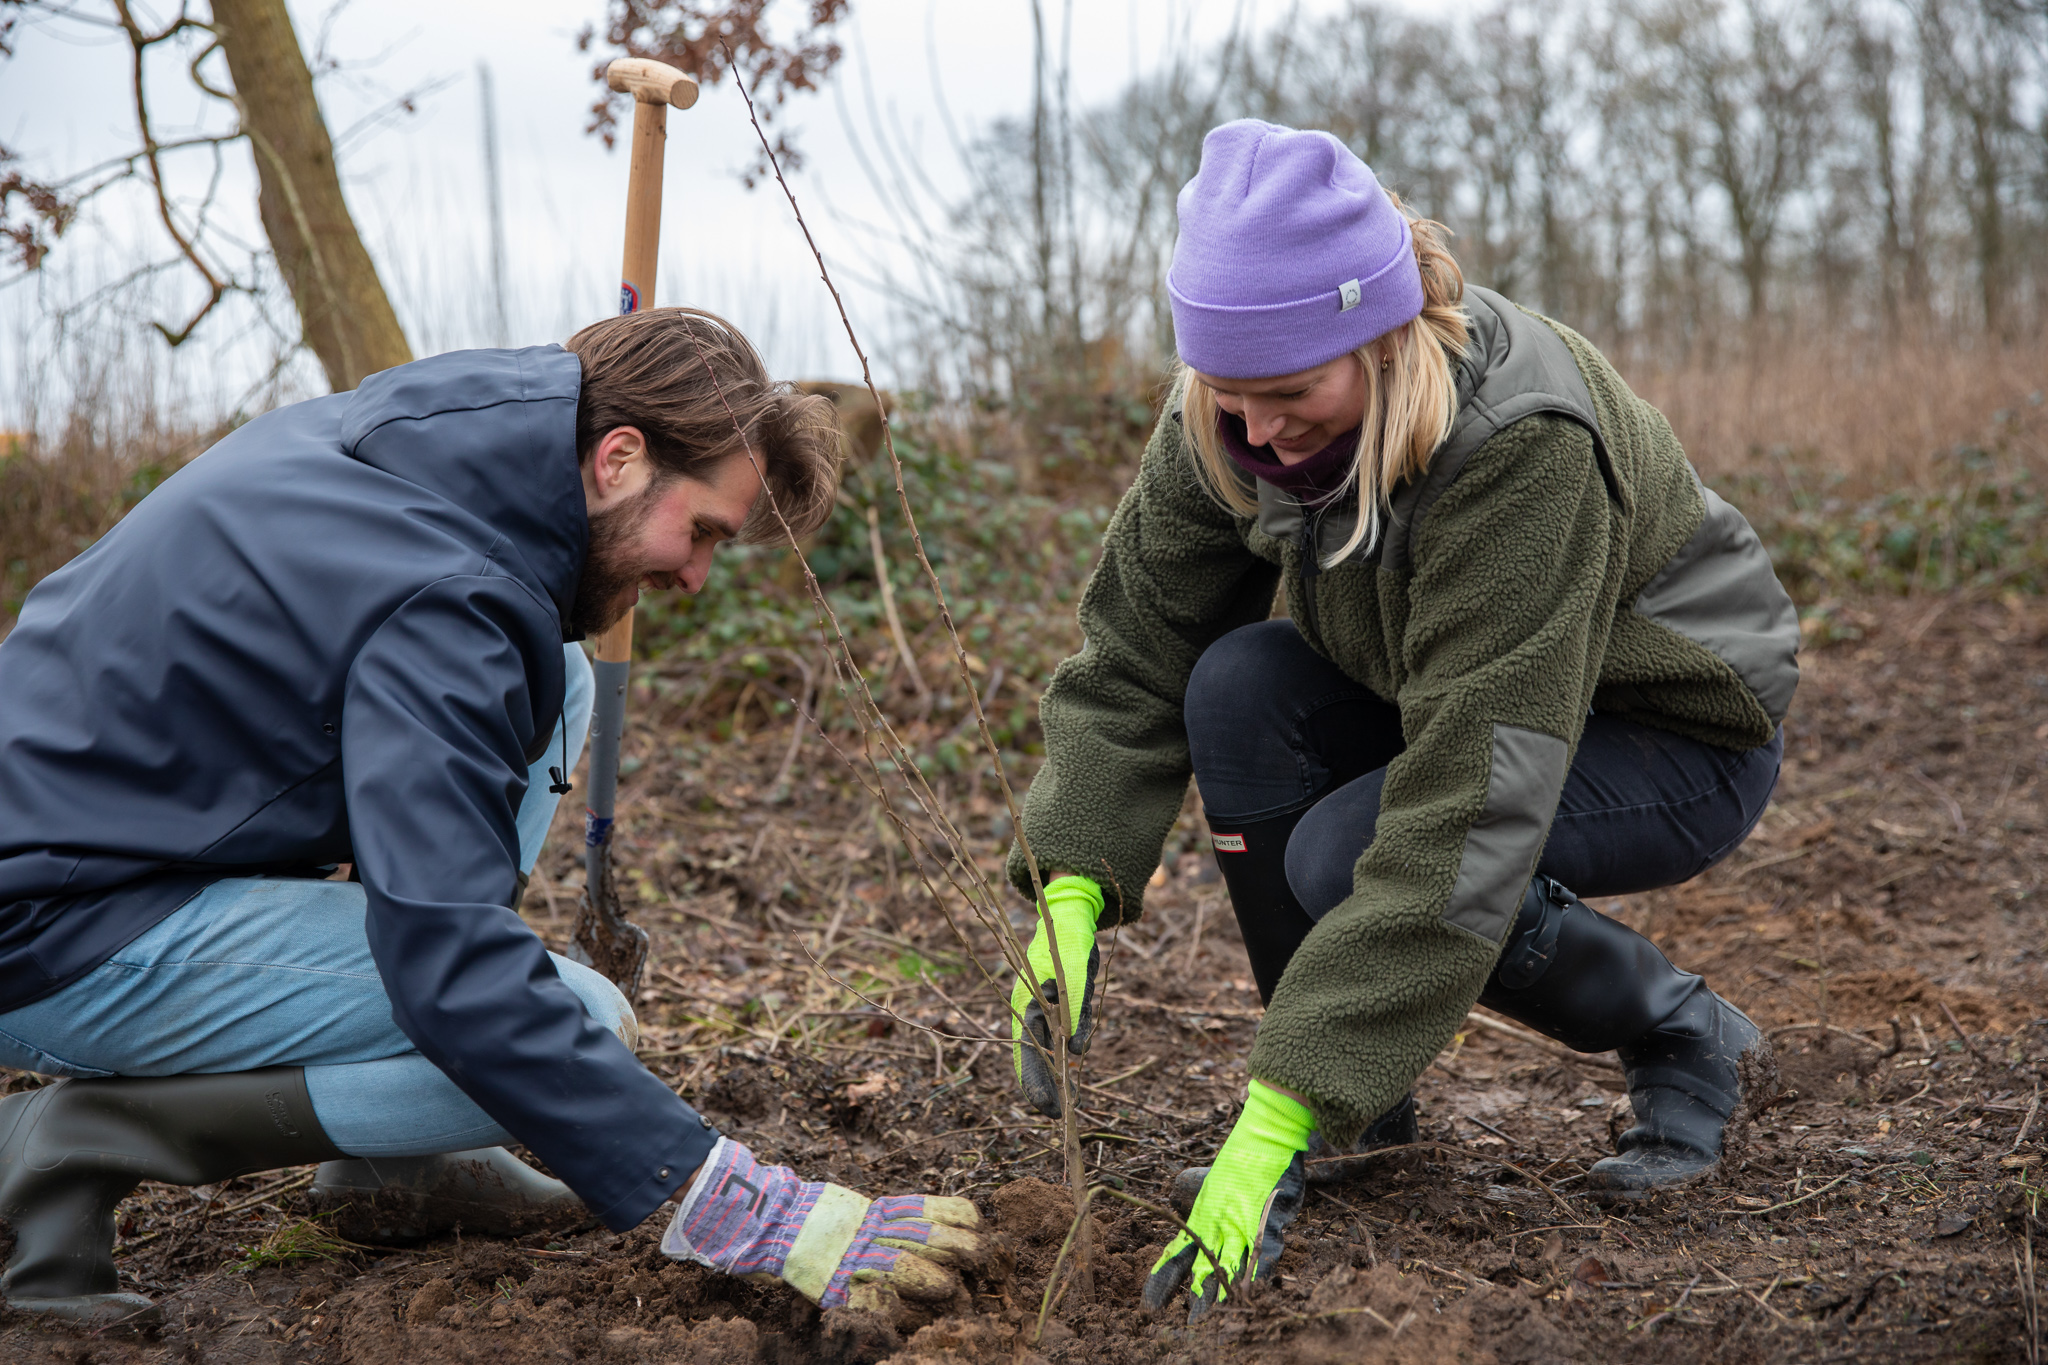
[1769, 1022, 1893, 1050]
[1076, 1079, 1188, 1122]
[769, 650, 821, 798]
[1709, 1262, 1792, 1326]
[1093, 1056, 1160, 1087]
[791, 937, 1003, 1043]
[1301, 1141, 1584, 1222]
[865, 504, 930, 706]
[1463, 1115, 1524, 1149]
[1091, 1185, 1228, 1299]
[1731, 1171, 1860, 1216]
[1117, 996, 1260, 1020]
[1278, 1303, 1413, 1333]
[1939, 1001, 1996, 1069]
[1637, 1270, 1704, 1333]
[1910, 768, 1967, 837]
[2016, 1226, 2041, 1365]
[2014, 1082, 2041, 1153]
[116, 1171, 319, 1255]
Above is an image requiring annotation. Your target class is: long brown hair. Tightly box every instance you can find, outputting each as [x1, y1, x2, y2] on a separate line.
[1180, 196, 1470, 566]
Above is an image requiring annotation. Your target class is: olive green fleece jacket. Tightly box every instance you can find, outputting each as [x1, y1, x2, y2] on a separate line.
[1006, 291, 1798, 1145]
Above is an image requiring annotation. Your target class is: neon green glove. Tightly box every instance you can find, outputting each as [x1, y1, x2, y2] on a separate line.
[1144, 1080, 1313, 1318]
[1009, 875, 1104, 1117]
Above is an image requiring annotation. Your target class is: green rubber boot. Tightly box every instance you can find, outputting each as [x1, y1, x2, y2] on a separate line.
[308, 1148, 595, 1244]
[0, 1069, 344, 1327]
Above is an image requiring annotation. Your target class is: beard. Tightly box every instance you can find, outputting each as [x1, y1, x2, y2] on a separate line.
[568, 484, 658, 639]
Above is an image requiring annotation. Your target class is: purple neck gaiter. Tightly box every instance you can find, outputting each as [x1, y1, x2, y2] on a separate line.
[1216, 412, 1360, 504]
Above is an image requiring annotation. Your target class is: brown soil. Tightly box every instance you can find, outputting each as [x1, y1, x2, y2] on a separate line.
[5, 590, 2045, 1364]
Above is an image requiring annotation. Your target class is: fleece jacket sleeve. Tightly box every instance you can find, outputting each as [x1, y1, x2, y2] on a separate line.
[1247, 415, 1620, 1145]
[342, 574, 719, 1230]
[1007, 407, 1279, 925]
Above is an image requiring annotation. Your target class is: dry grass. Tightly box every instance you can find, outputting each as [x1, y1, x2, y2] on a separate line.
[1, 419, 220, 637]
[5, 331, 2046, 646]
[1634, 333, 2047, 496]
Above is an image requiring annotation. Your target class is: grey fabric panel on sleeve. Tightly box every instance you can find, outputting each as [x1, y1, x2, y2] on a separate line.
[1632, 482, 1802, 726]
[1443, 724, 1570, 944]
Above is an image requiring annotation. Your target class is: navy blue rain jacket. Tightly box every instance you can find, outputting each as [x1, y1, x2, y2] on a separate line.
[0, 346, 717, 1229]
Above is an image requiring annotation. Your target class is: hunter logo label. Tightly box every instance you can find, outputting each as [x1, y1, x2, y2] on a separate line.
[1211, 832, 1247, 853]
[264, 1090, 301, 1138]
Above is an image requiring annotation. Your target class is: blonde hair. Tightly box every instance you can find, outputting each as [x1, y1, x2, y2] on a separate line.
[1181, 197, 1470, 567]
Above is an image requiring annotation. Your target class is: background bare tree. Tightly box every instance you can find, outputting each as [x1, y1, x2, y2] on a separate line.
[875, 0, 2045, 414]
[4, 0, 857, 392]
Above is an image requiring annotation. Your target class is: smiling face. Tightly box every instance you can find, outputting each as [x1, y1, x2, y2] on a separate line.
[571, 426, 763, 638]
[1195, 353, 1372, 465]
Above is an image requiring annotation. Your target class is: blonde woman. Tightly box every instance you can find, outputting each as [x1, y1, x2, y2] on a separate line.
[1002, 121, 1798, 1316]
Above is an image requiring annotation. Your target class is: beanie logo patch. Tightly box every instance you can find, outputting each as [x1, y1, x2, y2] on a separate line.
[1338, 279, 1362, 312]
[1211, 832, 1247, 853]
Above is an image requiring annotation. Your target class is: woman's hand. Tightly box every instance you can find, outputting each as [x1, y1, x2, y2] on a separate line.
[1009, 875, 1104, 1116]
[1143, 1080, 1314, 1318]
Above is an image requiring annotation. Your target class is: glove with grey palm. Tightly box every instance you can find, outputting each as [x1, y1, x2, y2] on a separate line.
[1009, 875, 1104, 1117]
[1144, 1080, 1313, 1319]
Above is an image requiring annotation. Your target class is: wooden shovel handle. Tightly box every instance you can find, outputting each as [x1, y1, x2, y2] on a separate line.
[593, 58, 692, 666]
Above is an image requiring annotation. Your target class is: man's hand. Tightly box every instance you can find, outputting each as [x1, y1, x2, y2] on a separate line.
[1144, 1080, 1312, 1318]
[1010, 875, 1104, 1116]
[661, 1138, 986, 1316]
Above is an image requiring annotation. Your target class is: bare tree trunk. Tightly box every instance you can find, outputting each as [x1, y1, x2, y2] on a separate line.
[211, 0, 412, 390]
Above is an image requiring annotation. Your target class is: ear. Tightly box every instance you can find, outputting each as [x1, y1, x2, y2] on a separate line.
[586, 426, 650, 506]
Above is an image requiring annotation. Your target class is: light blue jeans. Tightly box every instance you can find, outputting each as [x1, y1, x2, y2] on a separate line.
[0, 644, 620, 1159]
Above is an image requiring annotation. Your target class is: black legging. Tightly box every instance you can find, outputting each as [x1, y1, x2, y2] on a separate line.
[1185, 620, 1780, 988]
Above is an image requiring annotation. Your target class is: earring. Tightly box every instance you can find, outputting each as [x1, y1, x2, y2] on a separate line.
[1380, 352, 1392, 372]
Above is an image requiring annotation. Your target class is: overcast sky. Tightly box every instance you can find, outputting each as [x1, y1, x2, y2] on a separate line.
[1, 0, 1456, 427]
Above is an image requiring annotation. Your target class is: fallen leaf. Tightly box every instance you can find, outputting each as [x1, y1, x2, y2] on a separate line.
[1572, 1257, 1611, 1286]
[844, 1071, 900, 1104]
[1933, 1214, 1973, 1237]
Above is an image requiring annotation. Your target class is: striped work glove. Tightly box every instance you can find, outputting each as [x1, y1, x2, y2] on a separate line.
[1143, 1080, 1312, 1318]
[1009, 875, 1104, 1117]
[662, 1137, 986, 1314]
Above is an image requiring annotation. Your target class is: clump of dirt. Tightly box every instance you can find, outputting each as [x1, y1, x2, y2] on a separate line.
[992, 1177, 1075, 1245]
[1276, 1263, 1478, 1364]
[1769, 1029, 1888, 1107]
[890, 1314, 1018, 1365]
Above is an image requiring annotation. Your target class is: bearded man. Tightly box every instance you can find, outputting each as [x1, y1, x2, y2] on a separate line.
[0, 308, 985, 1326]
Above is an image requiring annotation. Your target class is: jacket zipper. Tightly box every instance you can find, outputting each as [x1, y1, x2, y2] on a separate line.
[1296, 518, 1323, 640]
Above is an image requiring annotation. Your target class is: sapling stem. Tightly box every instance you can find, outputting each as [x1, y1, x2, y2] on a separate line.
[717, 49, 1096, 1289]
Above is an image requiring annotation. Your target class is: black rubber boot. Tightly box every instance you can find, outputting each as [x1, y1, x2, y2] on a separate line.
[1208, 808, 1319, 1007]
[1303, 1093, 1420, 1183]
[309, 1148, 594, 1245]
[0, 1069, 345, 1327]
[1478, 877, 1776, 1199]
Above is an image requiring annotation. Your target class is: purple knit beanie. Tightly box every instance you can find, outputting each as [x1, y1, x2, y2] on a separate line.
[1169, 120, 1424, 379]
